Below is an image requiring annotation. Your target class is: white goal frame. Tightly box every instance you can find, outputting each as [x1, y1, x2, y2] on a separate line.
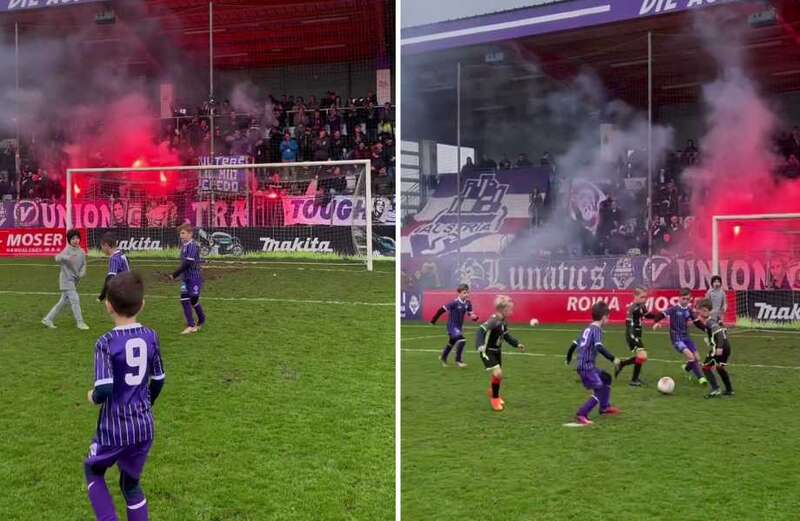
[66, 159, 374, 271]
[711, 213, 800, 276]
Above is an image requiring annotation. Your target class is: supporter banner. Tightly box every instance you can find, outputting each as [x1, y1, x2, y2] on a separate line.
[402, 169, 550, 257]
[402, 253, 800, 292]
[0, 227, 87, 257]
[421, 289, 737, 325]
[400, 290, 423, 320]
[86, 225, 396, 257]
[282, 194, 396, 226]
[1, 0, 103, 12]
[198, 156, 249, 195]
[1, 195, 394, 230]
[738, 291, 800, 323]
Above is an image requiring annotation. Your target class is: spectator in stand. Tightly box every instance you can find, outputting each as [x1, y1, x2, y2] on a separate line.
[515, 153, 533, 168]
[383, 136, 395, 186]
[499, 156, 512, 170]
[0, 171, 13, 199]
[681, 139, 699, 165]
[299, 126, 314, 162]
[254, 138, 270, 164]
[293, 103, 307, 128]
[328, 107, 342, 135]
[353, 138, 370, 161]
[331, 130, 345, 161]
[365, 102, 379, 142]
[313, 129, 331, 161]
[382, 101, 394, 122]
[311, 110, 324, 132]
[345, 98, 359, 135]
[370, 144, 389, 194]
[479, 154, 497, 170]
[280, 131, 299, 162]
[461, 156, 477, 174]
[307, 95, 320, 112]
[529, 188, 544, 228]
[378, 115, 393, 138]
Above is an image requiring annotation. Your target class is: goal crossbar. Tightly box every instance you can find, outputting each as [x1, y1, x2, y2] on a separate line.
[711, 213, 800, 276]
[66, 159, 374, 270]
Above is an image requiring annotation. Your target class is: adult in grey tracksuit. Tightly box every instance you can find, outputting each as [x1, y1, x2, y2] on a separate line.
[705, 275, 727, 325]
[42, 229, 89, 329]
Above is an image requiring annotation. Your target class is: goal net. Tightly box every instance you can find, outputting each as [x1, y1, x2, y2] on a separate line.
[712, 214, 800, 329]
[66, 160, 386, 270]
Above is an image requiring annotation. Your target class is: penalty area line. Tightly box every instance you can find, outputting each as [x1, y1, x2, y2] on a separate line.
[401, 348, 800, 370]
[0, 290, 393, 307]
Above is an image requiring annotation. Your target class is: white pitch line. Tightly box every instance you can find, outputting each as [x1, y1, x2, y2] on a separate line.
[401, 324, 800, 339]
[401, 348, 800, 371]
[0, 290, 393, 307]
[401, 335, 445, 341]
[0, 262, 393, 275]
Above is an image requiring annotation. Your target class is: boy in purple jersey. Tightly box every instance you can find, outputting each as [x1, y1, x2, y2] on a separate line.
[169, 223, 205, 335]
[651, 288, 708, 385]
[430, 283, 478, 368]
[98, 233, 131, 302]
[85, 271, 165, 521]
[565, 302, 621, 426]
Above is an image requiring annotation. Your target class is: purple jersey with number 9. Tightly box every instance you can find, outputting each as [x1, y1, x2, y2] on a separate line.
[93, 324, 165, 447]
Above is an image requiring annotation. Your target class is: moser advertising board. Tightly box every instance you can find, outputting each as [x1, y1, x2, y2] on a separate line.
[0, 228, 87, 257]
[421, 289, 737, 325]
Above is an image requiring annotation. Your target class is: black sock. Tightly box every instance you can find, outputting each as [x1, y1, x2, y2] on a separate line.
[491, 381, 500, 399]
[632, 364, 642, 381]
[717, 367, 733, 392]
[703, 368, 719, 390]
[683, 363, 691, 373]
[620, 356, 636, 368]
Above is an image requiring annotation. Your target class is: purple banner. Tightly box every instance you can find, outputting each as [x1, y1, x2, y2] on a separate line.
[402, 0, 739, 54]
[401, 253, 800, 292]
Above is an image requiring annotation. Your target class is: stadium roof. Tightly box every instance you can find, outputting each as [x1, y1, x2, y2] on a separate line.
[402, 0, 800, 105]
[401, 0, 569, 30]
[0, 0, 392, 71]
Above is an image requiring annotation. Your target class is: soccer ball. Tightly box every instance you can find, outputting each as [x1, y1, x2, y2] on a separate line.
[529, 318, 540, 327]
[657, 377, 675, 395]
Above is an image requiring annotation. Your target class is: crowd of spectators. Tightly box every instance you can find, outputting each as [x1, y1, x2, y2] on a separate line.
[0, 89, 395, 201]
[165, 90, 395, 195]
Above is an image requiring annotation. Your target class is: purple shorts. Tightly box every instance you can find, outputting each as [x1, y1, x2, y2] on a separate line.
[180, 279, 203, 298]
[85, 439, 152, 479]
[673, 339, 697, 354]
[578, 369, 603, 391]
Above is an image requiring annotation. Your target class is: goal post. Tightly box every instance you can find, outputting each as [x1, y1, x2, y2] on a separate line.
[712, 213, 800, 329]
[65, 160, 386, 270]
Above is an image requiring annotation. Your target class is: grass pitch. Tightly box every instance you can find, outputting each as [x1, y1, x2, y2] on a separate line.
[0, 257, 394, 521]
[401, 321, 800, 521]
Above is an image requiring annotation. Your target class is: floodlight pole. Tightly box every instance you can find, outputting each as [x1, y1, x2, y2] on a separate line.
[209, 1, 215, 158]
[647, 31, 653, 274]
[456, 61, 462, 276]
[15, 22, 20, 197]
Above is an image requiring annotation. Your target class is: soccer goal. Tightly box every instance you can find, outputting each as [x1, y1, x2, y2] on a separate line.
[65, 160, 387, 270]
[712, 213, 800, 329]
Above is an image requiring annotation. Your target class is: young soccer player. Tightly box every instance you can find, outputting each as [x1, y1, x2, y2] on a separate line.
[705, 275, 727, 326]
[565, 301, 621, 426]
[695, 298, 734, 398]
[84, 271, 165, 521]
[614, 288, 657, 387]
[651, 288, 708, 385]
[98, 233, 130, 302]
[475, 295, 525, 411]
[42, 229, 89, 330]
[169, 223, 205, 334]
[430, 283, 478, 368]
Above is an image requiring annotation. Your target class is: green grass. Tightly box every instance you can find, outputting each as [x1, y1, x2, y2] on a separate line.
[401, 322, 800, 521]
[0, 257, 395, 521]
